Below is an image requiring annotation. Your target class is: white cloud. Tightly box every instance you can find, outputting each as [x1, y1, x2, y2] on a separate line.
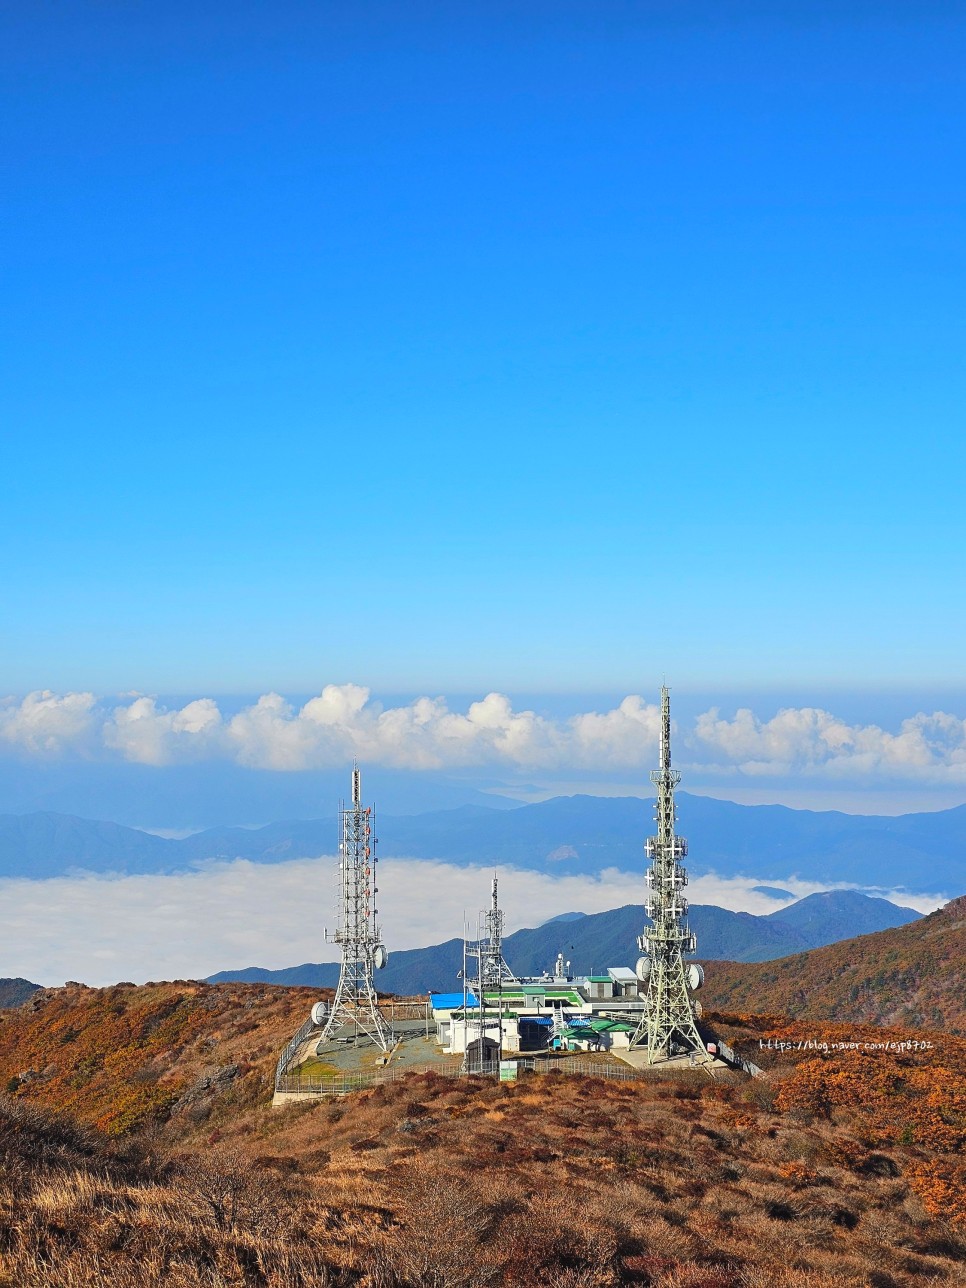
[0, 856, 945, 988]
[569, 695, 662, 767]
[3, 685, 663, 773]
[694, 706, 966, 783]
[0, 690, 98, 755]
[4, 685, 966, 789]
[104, 696, 223, 766]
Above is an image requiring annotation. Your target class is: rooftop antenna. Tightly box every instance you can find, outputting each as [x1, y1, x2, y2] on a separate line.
[317, 763, 394, 1052]
[632, 686, 706, 1063]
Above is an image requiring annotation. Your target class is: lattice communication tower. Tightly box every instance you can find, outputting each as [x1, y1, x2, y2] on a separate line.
[317, 765, 394, 1052]
[632, 687, 706, 1062]
[462, 876, 517, 1072]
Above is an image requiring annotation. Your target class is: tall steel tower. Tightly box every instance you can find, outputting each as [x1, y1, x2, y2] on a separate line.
[633, 687, 706, 1063]
[317, 765, 394, 1053]
[462, 876, 517, 1071]
[475, 875, 517, 991]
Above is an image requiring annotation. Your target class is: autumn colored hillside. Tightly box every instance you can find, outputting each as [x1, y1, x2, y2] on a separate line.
[0, 979, 323, 1134]
[0, 978, 964, 1285]
[703, 894, 966, 1035]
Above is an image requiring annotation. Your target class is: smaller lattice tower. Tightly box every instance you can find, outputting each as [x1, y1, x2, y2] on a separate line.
[317, 765, 394, 1052]
[462, 876, 517, 1071]
[632, 687, 706, 1063]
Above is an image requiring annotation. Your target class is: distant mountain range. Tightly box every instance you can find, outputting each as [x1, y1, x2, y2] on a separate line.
[0, 760, 517, 829]
[0, 978, 41, 1009]
[1, 794, 965, 891]
[704, 895, 966, 1035]
[207, 890, 921, 995]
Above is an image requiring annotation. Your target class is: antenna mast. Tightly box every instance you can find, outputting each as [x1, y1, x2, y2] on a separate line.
[632, 687, 706, 1062]
[317, 764, 394, 1052]
[463, 874, 516, 1072]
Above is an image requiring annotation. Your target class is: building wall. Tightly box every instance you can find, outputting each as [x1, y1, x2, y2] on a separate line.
[441, 1016, 522, 1056]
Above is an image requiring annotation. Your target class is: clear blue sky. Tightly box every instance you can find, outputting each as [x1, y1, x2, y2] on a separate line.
[3, 2, 965, 695]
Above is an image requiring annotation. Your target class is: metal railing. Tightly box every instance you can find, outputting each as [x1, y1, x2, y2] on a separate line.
[521, 1057, 644, 1082]
[275, 1062, 459, 1096]
[275, 1014, 321, 1085]
[274, 999, 430, 1090]
[274, 1055, 655, 1098]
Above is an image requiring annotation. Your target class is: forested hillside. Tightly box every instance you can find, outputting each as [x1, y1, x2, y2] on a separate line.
[0, 980, 312, 1134]
[704, 896, 966, 1033]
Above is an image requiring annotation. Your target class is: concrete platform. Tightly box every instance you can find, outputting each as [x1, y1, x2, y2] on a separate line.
[273, 1018, 462, 1104]
[615, 1048, 730, 1073]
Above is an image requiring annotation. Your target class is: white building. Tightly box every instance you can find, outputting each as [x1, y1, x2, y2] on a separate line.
[430, 967, 645, 1059]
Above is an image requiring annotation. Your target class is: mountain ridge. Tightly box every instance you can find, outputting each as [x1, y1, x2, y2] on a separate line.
[0, 979, 963, 1283]
[207, 890, 922, 995]
[1, 793, 964, 890]
[704, 894, 966, 1034]
[0, 978, 41, 1009]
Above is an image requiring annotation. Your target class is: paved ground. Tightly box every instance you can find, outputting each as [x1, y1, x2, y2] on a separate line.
[615, 1048, 730, 1074]
[292, 1017, 461, 1077]
[286, 1015, 731, 1083]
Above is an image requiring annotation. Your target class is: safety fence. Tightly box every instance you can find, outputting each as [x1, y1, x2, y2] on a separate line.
[274, 1055, 664, 1098]
[275, 1063, 455, 1096]
[274, 999, 432, 1088]
[523, 1057, 644, 1082]
[275, 1014, 321, 1085]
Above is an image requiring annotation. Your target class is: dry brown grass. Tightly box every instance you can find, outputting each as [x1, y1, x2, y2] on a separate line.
[10, 1064, 958, 1286]
[2, 984, 965, 1285]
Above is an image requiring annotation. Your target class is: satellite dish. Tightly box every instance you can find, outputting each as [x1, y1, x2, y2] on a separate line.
[635, 957, 651, 983]
[374, 945, 388, 970]
[311, 1001, 328, 1026]
[687, 963, 705, 991]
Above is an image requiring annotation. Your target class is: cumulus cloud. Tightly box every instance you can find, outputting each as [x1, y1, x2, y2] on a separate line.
[4, 685, 966, 787]
[694, 706, 966, 783]
[569, 695, 662, 767]
[2, 685, 663, 773]
[104, 697, 223, 766]
[0, 690, 98, 755]
[0, 856, 944, 988]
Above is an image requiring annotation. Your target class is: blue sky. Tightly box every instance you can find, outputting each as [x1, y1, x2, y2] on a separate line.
[3, 2, 966, 696]
[4, 6, 966, 985]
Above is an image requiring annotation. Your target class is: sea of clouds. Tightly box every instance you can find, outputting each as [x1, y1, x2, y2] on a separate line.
[1, 685, 961, 985]
[0, 855, 945, 988]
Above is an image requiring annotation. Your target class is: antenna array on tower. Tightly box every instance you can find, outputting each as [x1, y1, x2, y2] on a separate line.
[462, 875, 517, 1072]
[632, 687, 706, 1063]
[316, 765, 394, 1052]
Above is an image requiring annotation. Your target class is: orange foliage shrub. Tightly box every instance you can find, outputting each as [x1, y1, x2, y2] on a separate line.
[905, 1157, 966, 1227]
[0, 981, 316, 1134]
